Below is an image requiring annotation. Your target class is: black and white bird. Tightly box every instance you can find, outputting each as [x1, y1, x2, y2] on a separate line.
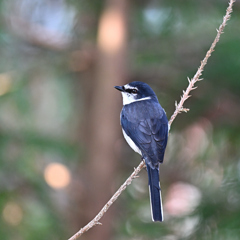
[115, 81, 168, 222]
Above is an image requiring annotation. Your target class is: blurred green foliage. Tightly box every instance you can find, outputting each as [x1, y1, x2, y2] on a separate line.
[0, 0, 239, 240]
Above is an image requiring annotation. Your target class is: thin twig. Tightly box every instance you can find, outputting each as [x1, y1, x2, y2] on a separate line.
[68, 161, 145, 240]
[68, 1, 235, 239]
[168, 0, 236, 127]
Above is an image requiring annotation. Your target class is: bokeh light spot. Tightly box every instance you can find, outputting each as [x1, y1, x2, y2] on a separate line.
[97, 9, 125, 53]
[2, 202, 23, 226]
[0, 73, 12, 96]
[44, 163, 71, 189]
[165, 182, 202, 217]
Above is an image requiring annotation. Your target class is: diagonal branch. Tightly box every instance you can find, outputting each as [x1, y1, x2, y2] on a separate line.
[68, 161, 145, 240]
[68, 1, 235, 239]
[168, 0, 236, 127]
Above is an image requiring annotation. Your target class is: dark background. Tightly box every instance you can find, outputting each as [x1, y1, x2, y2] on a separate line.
[0, 0, 240, 239]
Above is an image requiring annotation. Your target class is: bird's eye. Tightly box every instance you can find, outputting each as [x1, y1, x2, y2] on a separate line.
[132, 89, 138, 94]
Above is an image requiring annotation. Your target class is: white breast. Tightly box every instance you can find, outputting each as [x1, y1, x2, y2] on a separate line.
[122, 129, 142, 156]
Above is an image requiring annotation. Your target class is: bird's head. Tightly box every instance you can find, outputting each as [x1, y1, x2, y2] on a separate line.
[115, 81, 158, 105]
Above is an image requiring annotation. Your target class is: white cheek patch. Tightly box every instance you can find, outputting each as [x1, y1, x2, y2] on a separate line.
[121, 92, 151, 105]
[121, 92, 136, 105]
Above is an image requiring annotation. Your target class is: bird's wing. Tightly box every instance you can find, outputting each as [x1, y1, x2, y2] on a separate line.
[121, 113, 168, 167]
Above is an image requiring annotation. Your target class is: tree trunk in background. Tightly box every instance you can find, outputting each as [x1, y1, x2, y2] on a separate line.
[79, 0, 128, 239]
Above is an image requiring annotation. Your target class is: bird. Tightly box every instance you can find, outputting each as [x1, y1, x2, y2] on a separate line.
[115, 81, 168, 222]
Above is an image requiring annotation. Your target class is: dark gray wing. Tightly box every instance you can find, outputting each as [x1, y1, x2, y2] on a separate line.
[121, 101, 168, 168]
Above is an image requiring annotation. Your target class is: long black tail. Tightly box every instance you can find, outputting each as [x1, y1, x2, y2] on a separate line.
[146, 164, 163, 222]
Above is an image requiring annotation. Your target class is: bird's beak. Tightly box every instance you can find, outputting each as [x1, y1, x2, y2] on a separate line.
[114, 86, 124, 92]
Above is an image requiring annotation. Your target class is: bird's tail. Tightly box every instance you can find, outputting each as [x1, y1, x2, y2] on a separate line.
[146, 164, 163, 222]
